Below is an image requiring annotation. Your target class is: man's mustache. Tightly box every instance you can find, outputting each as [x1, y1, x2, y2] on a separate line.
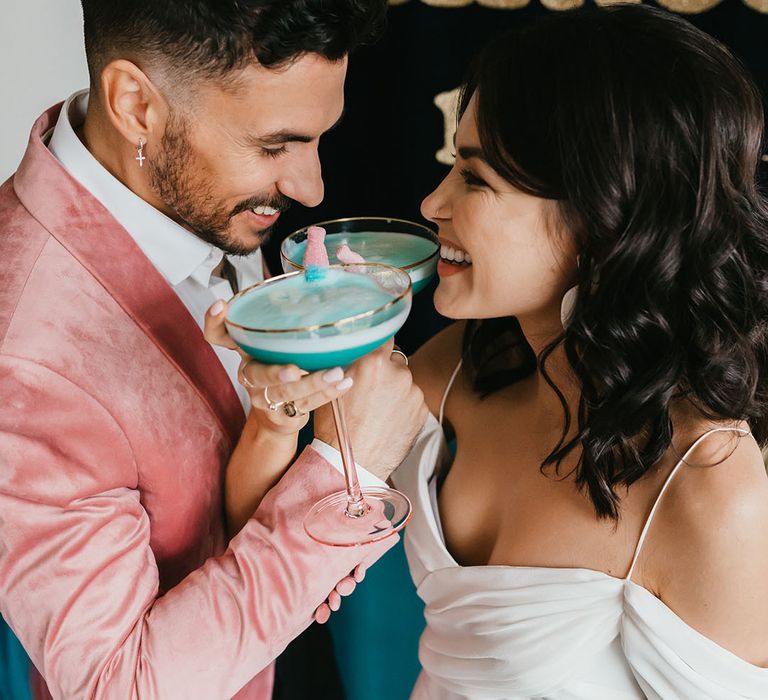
[230, 193, 293, 218]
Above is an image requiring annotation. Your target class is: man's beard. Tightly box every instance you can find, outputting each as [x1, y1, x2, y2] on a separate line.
[148, 112, 291, 256]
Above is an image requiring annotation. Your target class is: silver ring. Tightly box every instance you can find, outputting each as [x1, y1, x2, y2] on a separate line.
[263, 385, 284, 412]
[239, 362, 258, 390]
[282, 401, 306, 418]
[391, 349, 409, 366]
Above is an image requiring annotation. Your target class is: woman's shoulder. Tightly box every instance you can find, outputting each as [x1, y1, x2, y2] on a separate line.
[655, 425, 768, 554]
[409, 321, 467, 417]
[645, 425, 768, 666]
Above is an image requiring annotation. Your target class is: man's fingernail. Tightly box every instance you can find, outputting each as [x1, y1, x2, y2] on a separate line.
[279, 368, 300, 382]
[336, 578, 355, 596]
[209, 300, 225, 316]
[323, 367, 344, 383]
[314, 604, 331, 624]
[336, 377, 354, 391]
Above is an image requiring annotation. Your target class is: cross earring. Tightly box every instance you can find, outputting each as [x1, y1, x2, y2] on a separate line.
[135, 137, 146, 168]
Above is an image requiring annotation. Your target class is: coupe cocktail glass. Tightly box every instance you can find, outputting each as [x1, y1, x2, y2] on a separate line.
[281, 217, 439, 295]
[225, 264, 413, 546]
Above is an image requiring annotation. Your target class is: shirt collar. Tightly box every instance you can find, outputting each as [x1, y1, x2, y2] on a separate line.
[48, 90, 262, 288]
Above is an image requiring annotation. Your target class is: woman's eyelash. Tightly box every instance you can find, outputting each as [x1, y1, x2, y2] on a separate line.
[261, 146, 287, 159]
[460, 168, 487, 187]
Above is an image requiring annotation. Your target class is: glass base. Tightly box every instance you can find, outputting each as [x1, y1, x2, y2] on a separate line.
[304, 486, 412, 547]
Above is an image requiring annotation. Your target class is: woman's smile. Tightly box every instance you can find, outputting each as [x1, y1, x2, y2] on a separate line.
[438, 237, 473, 277]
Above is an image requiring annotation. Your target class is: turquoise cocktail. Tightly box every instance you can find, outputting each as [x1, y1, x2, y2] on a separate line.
[281, 217, 439, 295]
[226, 267, 411, 371]
[226, 264, 413, 547]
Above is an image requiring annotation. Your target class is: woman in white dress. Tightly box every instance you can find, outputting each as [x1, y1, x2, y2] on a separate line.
[393, 5, 768, 699]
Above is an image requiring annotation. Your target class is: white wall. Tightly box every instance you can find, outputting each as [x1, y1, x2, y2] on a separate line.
[0, 1, 88, 180]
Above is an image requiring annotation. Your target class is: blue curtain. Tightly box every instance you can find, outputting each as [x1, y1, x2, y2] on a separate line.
[0, 617, 31, 700]
[294, 422, 426, 699]
[327, 537, 425, 700]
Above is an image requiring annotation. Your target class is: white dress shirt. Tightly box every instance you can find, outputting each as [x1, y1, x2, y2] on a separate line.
[47, 90, 385, 487]
[49, 89, 264, 412]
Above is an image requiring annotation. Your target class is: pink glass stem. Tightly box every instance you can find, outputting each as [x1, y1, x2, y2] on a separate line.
[330, 397, 369, 518]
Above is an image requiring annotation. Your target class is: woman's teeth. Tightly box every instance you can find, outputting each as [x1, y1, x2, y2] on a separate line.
[252, 205, 279, 216]
[440, 244, 472, 265]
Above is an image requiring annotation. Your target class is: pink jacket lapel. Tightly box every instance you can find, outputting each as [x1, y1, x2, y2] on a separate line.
[13, 104, 245, 447]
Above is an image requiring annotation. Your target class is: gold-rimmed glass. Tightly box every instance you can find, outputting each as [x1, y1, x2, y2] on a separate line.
[225, 264, 414, 546]
[280, 217, 439, 295]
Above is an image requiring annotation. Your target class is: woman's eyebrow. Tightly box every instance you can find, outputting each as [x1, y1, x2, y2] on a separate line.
[457, 146, 486, 162]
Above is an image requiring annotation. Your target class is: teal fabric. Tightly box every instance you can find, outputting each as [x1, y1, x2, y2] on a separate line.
[298, 417, 426, 700]
[327, 536, 425, 700]
[0, 617, 31, 700]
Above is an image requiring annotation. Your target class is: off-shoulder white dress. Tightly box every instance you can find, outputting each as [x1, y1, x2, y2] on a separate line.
[392, 361, 768, 699]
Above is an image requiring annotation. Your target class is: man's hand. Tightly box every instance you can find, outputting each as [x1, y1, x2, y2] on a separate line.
[314, 339, 429, 481]
[313, 564, 367, 624]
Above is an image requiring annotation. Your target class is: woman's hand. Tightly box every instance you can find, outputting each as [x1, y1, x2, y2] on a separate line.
[205, 299, 355, 536]
[204, 300, 354, 436]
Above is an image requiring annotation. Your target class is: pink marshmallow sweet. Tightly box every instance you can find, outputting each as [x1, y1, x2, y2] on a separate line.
[336, 243, 366, 264]
[303, 226, 330, 268]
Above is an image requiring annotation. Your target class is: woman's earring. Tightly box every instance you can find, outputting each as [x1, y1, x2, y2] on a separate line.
[135, 137, 146, 168]
[560, 256, 580, 328]
[560, 285, 578, 328]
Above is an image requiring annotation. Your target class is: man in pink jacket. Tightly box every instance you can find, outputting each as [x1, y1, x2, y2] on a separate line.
[0, 1, 427, 698]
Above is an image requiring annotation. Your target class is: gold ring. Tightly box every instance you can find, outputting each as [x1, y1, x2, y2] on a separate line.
[264, 386, 284, 412]
[391, 349, 409, 366]
[239, 363, 258, 390]
[283, 401, 306, 418]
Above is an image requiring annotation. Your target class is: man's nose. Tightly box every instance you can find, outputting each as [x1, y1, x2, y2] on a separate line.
[278, 149, 324, 208]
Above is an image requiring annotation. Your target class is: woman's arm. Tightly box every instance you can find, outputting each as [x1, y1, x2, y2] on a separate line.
[222, 364, 360, 536]
[225, 417, 299, 535]
[204, 301, 355, 535]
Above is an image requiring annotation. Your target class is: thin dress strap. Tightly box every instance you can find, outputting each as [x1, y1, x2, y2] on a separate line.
[438, 358, 463, 426]
[625, 426, 749, 581]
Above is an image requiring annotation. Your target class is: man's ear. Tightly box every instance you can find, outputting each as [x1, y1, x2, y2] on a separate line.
[99, 59, 168, 152]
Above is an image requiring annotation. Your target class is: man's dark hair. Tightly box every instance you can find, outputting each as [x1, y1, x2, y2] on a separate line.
[80, 0, 387, 86]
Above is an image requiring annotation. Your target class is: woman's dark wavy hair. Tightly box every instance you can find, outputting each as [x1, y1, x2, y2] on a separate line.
[460, 5, 768, 519]
[80, 0, 386, 86]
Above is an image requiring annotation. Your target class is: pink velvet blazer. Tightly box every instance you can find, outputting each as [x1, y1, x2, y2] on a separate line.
[0, 105, 393, 699]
